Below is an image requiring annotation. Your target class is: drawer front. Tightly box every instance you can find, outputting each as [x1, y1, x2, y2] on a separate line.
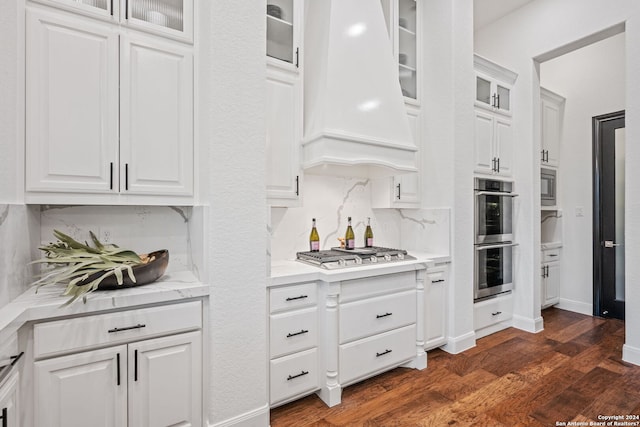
[270, 348, 319, 405]
[474, 294, 513, 331]
[34, 301, 202, 358]
[340, 271, 416, 303]
[340, 291, 416, 344]
[270, 308, 318, 358]
[340, 324, 416, 385]
[542, 248, 561, 263]
[270, 282, 317, 313]
[427, 265, 447, 284]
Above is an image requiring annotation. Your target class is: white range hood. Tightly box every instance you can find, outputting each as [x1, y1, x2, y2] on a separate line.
[302, 0, 418, 178]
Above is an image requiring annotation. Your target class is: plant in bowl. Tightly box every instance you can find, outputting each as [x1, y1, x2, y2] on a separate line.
[31, 230, 168, 305]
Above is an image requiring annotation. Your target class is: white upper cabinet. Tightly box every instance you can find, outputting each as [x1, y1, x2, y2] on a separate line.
[26, 9, 119, 194]
[266, 0, 303, 206]
[267, 0, 301, 68]
[474, 55, 517, 177]
[474, 55, 516, 116]
[382, 0, 419, 103]
[120, 33, 193, 195]
[25, 5, 194, 204]
[34, 0, 193, 42]
[540, 87, 565, 168]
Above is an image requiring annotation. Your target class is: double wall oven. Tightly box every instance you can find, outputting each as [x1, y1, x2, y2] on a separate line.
[474, 178, 518, 300]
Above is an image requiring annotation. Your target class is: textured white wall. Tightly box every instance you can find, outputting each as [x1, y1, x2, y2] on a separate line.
[198, 1, 269, 425]
[475, 0, 640, 362]
[540, 33, 626, 314]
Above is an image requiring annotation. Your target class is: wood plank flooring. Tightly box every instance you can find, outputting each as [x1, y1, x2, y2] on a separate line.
[270, 307, 638, 426]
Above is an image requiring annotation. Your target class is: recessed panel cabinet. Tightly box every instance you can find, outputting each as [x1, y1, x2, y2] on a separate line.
[25, 7, 194, 203]
[474, 109, 513, 177]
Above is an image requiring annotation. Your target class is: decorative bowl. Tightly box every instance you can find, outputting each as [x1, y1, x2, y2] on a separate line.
[267, 4, 282, 19]
[93, 249, 169, 290]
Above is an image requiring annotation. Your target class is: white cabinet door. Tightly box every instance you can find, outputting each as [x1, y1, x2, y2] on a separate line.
[541, 89, 563, 168]
[474, 109, 495, 175]
[425, 267, 447, 350]
[394, 108, 421, 204]
[543, 262, 560, 308]
[120, 33, 194, 196]
[26, 9, 119, 193]
[128, 331, 202, 427]
[35, 345, 128, 427]
[266, 68, 301, 206]
[0, 372, 19, 427]
[124, 0, 194, 42]
[494, 116, 513, 177]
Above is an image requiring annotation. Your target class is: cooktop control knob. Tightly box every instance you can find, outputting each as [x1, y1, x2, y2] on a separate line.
[354, 256, 362, 265]
[398, 253, 404, 260]
[338, 258, 346, 267]
[370, 256, 378, 263]
[384, 254, 392, 261]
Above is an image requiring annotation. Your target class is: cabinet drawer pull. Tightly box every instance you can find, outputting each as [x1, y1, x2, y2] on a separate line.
[109, 162, 113, 190]
[376, 312, 393, 319]
[0, 407, 6, 427]
[396, 183, 401, 200]
[491, 311, 502, 316]
[286, 329, 309, 338]
[548, 254, 558, 257]
[125, 163, 129, 191]
[134, 349, 138, 381]
[376, 349, 392, 357]
[116, 353, 121, 386]
[287, 370, 309, 381]
[108, 323, 146, 333]
[432, 279, 445, 283]
[285, 295, 308, 301]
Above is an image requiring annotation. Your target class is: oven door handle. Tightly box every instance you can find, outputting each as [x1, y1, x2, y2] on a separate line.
[475, 242, 519, 251]
[475, 191, 519, 197]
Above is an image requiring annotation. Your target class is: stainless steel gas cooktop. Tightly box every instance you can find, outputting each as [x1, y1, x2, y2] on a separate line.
[296, 246, 415, 269]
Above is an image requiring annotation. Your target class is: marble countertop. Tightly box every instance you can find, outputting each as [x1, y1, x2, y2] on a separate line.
[270, 252, 451, 286]
[0, 271, 209, 345]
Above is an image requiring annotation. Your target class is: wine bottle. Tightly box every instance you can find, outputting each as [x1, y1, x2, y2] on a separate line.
[364, 217, 374, 248]
[345, 217, 355, 250]
[309, 218, 320, 252]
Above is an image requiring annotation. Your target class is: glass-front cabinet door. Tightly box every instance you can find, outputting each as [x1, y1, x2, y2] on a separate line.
[125, 0, 193, 42]
[266, 0, 298, 66]
[397, 0, 417, 100]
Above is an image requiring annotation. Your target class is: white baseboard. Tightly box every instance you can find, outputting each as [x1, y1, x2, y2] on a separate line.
[209, 403, 270, 427]
[442, 330, 476, 354]
[623, 344, 640, 367]
[512, 315, 544, 333]
[556, 298, 592, 316]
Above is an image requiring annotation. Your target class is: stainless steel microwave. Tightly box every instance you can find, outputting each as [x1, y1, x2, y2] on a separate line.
[541, 168, 557, 206]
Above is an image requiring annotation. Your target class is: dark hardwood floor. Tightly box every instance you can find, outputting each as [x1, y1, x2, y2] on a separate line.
[270, 307, 639, 426]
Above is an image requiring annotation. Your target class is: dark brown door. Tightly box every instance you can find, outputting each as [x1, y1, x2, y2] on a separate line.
[593, 110, 625, 319]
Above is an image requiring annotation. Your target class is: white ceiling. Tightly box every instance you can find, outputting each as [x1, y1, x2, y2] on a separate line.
[474, 0, 537, 31]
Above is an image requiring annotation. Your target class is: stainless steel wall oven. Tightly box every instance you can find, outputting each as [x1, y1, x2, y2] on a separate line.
[474, 178, 518, 300]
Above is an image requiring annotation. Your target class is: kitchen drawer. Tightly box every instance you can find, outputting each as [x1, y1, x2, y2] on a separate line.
[474, 294, 513, 331]
[542, 248, 561, 263]
[339, 290, 416, 344]
[340, 271, 416, 303]
[427, 265, 447, 283]
[34, 301, 202, 358]
[270, 282, 317, 313]
[270, 347, 319, 405]
[339, 324, 416, 385]
[270, 307, 318, 358]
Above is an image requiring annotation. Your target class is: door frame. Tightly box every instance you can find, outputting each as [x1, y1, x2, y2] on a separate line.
[592, 110, 625, 318]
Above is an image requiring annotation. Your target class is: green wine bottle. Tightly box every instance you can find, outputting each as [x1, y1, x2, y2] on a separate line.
[364, 217, 374, 248]
[309, 218, 320, 252]
[345, 217, 355, 250]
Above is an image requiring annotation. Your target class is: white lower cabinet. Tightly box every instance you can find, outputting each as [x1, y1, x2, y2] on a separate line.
[542, 248, 561, 308]
[33, 302, 203, 427]
[0, 372, 19, 427]
[474, 293, 513, 339]
[424, 264, 448, 350]
[269, 283, 319, 407]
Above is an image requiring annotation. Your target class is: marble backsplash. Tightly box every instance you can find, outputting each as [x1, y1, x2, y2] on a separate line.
[0, 204, 40, 307]
[39, 205, 202, 276]
[269, 175, 450, 262]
